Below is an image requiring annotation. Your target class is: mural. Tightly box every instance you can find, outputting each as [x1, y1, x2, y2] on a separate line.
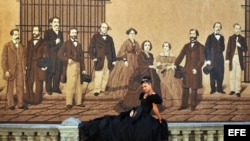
[0, 0, 250, 124]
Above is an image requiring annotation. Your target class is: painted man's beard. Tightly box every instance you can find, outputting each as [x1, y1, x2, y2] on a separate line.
[71, 36, 77, 40]
[33, 33, 40, 39]
[190, 37, 197, 42]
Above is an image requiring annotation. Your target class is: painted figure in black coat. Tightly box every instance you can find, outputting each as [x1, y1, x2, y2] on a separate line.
[204, 22, 226, 94]
[44, 17, 64, 95]
[89, 23, 116, 96]
[226, 23, 248, 97]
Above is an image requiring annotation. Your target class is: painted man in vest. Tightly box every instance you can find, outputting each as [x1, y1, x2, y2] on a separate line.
[89, 22, 116, 96]
[204, 22, 226, 94]
[44, 17, 64, 95]
[226, 23, 248, 97]
[1, 29, 27, 110]
[58, 28, 86, 109]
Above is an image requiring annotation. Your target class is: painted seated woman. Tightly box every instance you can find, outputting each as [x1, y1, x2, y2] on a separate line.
[156, 42, 182, 108]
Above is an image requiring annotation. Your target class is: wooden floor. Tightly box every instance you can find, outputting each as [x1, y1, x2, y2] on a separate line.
[0, 82, 250, 123]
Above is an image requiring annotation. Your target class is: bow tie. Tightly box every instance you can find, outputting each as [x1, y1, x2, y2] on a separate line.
[215, 33, 220, 35]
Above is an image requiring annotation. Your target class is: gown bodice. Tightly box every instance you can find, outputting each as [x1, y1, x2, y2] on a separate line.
[139, 92, 162, 113]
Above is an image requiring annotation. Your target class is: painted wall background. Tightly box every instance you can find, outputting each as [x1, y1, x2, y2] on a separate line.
[106, 0, 245, 94]
[0, 0, 246, 98]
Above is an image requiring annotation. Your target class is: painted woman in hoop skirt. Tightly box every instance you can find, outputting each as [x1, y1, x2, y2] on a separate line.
[78, 76, 169, 141]
[106, 28, 141, 98]
[114, 40, 163, 112]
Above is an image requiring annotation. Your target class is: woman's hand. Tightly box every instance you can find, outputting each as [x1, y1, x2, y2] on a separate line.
[159, 118, 162, 123]
[129, 110, 134, 117]
[152, 103, 163, 124]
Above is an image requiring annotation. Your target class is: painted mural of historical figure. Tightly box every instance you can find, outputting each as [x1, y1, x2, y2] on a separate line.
[89, 22, 117, 96]
[175, 29, 205, 111]
[106, 28, 142, 98]
[156, 41, 182, 108]
[114, 40, 163, 113]
[204, 22, 226, 94]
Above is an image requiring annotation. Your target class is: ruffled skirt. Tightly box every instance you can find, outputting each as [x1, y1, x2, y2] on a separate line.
[79, 109, 169, 141]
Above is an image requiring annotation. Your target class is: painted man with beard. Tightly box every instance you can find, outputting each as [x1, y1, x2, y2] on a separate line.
[174, 29, 205, 111]
[1, 29, 27, 110]
[58, 28, 86, 109]
[44, 17, 64, 95]
[204, 22, 226, 94]
[25, 26, 48, 105]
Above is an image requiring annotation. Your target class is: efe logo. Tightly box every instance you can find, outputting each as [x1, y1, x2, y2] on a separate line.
[224, 124, 250, 141]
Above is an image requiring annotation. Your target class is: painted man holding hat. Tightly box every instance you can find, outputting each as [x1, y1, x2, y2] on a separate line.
[174, 29, 205, 111]
[25, 26, 48, 105]
[204, 22, 226, 94]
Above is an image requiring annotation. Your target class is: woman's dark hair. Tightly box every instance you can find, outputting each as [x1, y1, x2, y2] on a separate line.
[141, 40, 152, 51]
[162, 42, 171, 49]
[141, 76, 152, 84]
[126, 28, 138, 35]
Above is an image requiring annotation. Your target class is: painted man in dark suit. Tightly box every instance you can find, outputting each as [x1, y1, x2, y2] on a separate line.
[204, 22, 226, 94]
[226, 23, 248, 97]
[44, 17, 64, 95]
[1, 29, 27, 110]
[175, 29, 205, 111]
[25, 26, 48, 105]
[58, 27, 86, 109]
[89, 22, 116, 96]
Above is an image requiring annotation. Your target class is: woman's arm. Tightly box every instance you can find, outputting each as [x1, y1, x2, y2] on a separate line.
[152, 103, 162, 123]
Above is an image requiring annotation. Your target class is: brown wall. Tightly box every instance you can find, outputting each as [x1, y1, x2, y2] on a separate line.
[0, 0, 246, 94]
[106, 0, 245, 94]
[106, 0, 245, 56]
[0, 0, 19, 79]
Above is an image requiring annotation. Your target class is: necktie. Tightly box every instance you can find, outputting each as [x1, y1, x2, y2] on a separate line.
[191, 43, 194, 47]
[101, 34, 107, 40]
[190, 41, 195, 47]
[215, 34, 220, 40]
